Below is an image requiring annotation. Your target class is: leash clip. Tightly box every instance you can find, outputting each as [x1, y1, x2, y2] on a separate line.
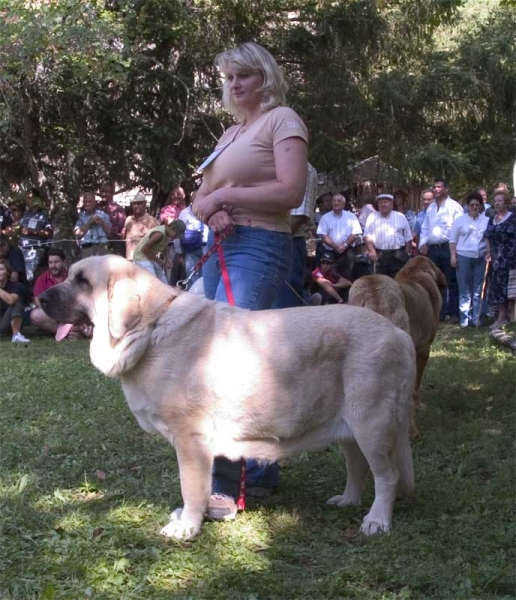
[176, 271, 195, 291]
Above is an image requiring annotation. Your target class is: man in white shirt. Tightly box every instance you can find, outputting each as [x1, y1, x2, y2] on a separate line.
[317, 193, 362, 280]
[364, 194, 413, 278]
[419, 178, 463, 321]
[273, 163, 318, 308]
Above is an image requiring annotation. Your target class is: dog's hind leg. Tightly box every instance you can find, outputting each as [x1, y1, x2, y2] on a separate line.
[353, 429, 399, 535]
[326, 439, 369, 508]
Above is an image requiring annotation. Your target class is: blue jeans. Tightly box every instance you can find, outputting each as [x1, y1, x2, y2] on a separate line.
[183, 247, 204, 288]
[134, 259, 168, 284]
[456, 254, 486, 326]
[428, 244, 459, 319]
[271, 236, 306, 308]
[203, 225, 292, 497]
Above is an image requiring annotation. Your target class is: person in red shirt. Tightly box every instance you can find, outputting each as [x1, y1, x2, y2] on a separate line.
[312, 252, 352, 304]
[30, 248, 68, 335]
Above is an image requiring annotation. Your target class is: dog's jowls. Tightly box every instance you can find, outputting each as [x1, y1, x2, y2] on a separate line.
[40, 255, 416, 541]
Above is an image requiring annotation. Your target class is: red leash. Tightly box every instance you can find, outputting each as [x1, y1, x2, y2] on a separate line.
[176, 226, 234, 291]
[186, 227, 245, 510]
[214, 231, 246, 510]
[215, 231, 236, 307]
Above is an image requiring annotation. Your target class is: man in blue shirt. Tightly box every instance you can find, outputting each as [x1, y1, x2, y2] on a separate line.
[74, 192, 112, 258]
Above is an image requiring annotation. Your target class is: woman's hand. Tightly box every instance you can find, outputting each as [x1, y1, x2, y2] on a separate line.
[207, 210, 233, 233]
[450, 254, 457, 268]
[195, 189, 225, 223]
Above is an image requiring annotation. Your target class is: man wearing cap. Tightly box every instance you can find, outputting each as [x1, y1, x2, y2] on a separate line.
[364, 193, 413, 278]
[123, 193, 158, 260]
[74, 192, 112, 258]
[316, 192, 362, 280]
[419, 177, 463, 321]
[312, 252, 352, 304]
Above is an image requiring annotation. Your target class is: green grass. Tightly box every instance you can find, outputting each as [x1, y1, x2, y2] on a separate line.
[1, 325, 515, 600]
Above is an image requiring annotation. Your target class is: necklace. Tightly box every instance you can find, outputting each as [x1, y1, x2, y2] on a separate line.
[239, 112, 263, 134]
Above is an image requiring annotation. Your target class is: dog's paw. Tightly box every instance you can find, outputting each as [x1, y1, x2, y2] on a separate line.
[360, 517, 391, 536]
[326, 494, 361, 507]
[160, 508, 201, 541]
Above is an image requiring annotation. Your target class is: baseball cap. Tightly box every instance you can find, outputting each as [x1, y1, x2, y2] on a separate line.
[320, 252, 335, 263]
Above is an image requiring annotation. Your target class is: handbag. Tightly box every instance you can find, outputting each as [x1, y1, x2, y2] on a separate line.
[181, 229, 203, 251]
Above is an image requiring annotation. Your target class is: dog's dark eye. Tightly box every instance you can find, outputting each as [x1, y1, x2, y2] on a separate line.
[75, 270, 90, 286]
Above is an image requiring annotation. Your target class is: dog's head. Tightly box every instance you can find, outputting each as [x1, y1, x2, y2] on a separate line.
[397, 255, 447, 289]
[40, 255, 179, 377]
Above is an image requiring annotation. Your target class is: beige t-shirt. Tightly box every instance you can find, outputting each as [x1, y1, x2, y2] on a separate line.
[202, 106, 309, 232]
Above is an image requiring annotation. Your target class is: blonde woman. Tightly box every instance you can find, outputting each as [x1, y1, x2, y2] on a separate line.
[192, 42, 308, 520]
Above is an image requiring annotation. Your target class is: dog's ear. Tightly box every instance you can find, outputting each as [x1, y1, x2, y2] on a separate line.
[432, 264, 448, 289]
[108, 276, 142, 340]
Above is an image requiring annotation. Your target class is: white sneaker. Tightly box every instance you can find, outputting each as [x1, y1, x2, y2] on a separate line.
[12, 332, 30, 343]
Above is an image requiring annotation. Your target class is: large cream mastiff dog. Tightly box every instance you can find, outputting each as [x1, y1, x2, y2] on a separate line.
[40, 255, 416, 541]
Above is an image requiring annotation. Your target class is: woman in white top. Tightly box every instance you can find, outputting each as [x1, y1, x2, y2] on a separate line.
[449, 192, 489, 327]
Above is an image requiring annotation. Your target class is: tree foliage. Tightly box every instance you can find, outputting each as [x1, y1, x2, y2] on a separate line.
[0, 0, 513, 208]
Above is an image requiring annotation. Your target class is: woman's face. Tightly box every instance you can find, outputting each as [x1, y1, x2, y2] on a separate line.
[468, 200, 482, 218]
[9, 205, 23, 220]
[225, 66, 264, 112]
[493, 194, 507, 213]
[394, 195, 405, 211]
[169, 187, 186, 208]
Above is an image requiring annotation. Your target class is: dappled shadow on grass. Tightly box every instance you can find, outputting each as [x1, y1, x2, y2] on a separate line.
[1, 329, 515, 599]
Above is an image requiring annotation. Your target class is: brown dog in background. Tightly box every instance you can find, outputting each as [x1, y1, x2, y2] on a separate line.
[349, 256, 446, 437]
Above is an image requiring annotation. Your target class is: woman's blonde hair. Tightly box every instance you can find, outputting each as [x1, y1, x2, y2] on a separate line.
[215, 42, 288, 122]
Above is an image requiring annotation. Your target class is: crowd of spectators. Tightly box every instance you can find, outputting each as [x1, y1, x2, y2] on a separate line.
[0, 181, 205, 342]
[0, 177, 515, 343]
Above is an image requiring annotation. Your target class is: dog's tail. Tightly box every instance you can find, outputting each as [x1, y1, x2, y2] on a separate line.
[396, 423, 415, 497]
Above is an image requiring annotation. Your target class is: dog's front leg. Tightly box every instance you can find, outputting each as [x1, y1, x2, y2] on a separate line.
[160, 434, 213, 541]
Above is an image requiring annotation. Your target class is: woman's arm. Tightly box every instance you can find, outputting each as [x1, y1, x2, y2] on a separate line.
[449, 242, 458, 268]
[194, 137, 308, 222]
[0, 287, 19, 305]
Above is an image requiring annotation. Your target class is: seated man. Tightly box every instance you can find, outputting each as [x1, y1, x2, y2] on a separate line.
[30, 248, 68, 335]
[312, 252, 352, 304]
[30, 248, 92, 339]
